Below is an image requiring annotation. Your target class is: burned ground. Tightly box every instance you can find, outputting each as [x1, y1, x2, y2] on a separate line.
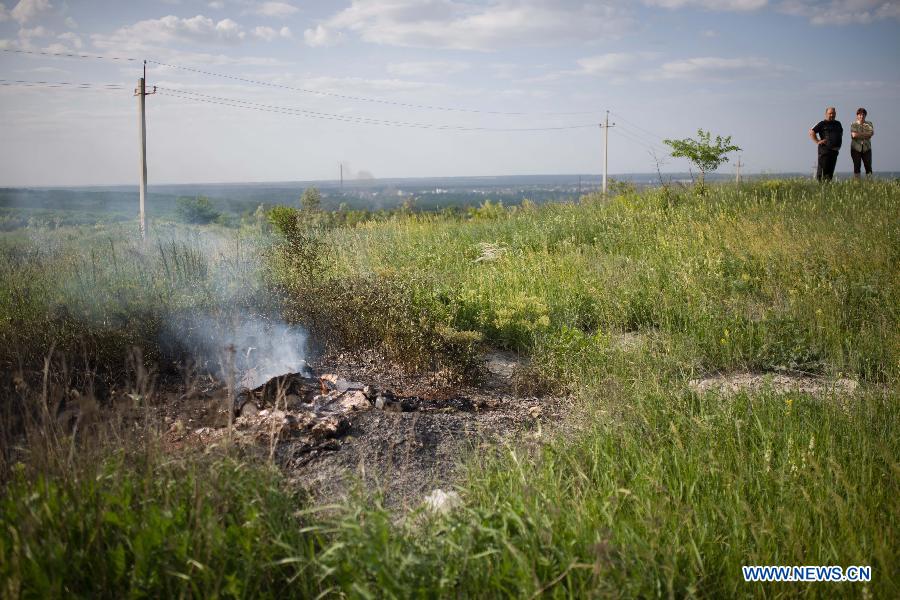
[158, 348, 566, 508]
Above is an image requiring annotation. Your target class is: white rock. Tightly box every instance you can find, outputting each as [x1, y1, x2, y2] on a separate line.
[339, 390, 372, 412]
[423, 489, 462, 515]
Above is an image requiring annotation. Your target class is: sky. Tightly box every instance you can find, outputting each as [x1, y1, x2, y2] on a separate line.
[0, 0, 898, 186]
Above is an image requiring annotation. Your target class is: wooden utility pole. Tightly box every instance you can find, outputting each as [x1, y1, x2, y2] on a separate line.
[735, 155, 744, 183]
[601, 111, 615, 196]
[135, 61, 156, 241]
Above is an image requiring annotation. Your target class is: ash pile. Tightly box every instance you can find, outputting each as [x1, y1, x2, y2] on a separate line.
[190, 368, 425, 449]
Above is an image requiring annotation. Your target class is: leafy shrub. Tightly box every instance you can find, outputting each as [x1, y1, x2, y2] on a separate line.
[175, 196, 220, 225]
[267, 205, 301, 238]
[300, 187, 322, 212]
[467, 199, 506, 220]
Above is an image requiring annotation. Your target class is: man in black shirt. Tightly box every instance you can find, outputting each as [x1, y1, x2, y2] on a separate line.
[809, 106, 843, 181]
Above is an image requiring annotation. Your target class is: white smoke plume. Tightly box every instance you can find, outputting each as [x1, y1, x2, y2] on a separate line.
[165, 311, 310, 390]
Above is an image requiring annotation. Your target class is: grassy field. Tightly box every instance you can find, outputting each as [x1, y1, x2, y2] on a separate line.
[1, 180, 898, 598]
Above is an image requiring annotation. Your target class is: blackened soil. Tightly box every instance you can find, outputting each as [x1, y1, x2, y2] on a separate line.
[276, 350, 566, 508]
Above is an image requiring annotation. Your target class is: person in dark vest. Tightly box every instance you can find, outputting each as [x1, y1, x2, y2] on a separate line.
[809, 106, 843, 181]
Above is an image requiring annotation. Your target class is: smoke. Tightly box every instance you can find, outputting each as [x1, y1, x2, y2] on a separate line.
[150, 224, 312, 388]
[338, 161, 376, 182]
[165, 311, 310, 390]
[7, 190, 314, 392]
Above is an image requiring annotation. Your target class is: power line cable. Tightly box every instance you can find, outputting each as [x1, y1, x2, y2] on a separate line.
[611, 122, 673, 157]
[0, 78, 126, 90]
[615, 121, 669, 150]
[0, 75, 599, 130]
[609, 111, 669, 143]
[614, 127, 669, 156]
[155, 86, 600, 132]
[148, 59, 604, 117]
[2, 47, 607, 118]
[0, 47, 139, 62]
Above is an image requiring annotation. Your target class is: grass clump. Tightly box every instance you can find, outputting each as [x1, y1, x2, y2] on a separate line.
[266, 212, 483, 375]
[1, 445, 321, 598]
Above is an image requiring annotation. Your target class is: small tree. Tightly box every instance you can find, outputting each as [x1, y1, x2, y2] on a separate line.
[175, 195, 220, 224]
[664, 129, 741, 188]
[300, 187, 321, 212]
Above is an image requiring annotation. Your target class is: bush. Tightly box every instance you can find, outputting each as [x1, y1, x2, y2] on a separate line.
[175, 196, 220, 225]
[300, 187, 321, 212]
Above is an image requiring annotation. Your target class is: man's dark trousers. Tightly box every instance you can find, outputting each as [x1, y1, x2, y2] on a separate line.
[817, 150, 839, 181]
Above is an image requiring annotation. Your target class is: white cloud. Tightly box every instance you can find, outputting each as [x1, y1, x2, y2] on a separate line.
[576, 53, 637, 75]
[208, 1, 225, 8]
[778, 0, 900, 25]
[18, 24, 50, 39]
[254, 2, 298, 17]
[305, 0, 634, 50]
[56, 30, 81, 48]
[519, 52, 657, 84]
[92, 15, 250, 49]
[11, 0, 52, 24]
[387, 60, 470, 77]
[299, 74, 447, 96]
[644, 0, 767, 9]
[252, 25, 292, 41]
[487, 62, 519, 79]
[644, 56, 790, 81]
[40, 42, 69, 53]
[304, 23, 340, 47]
[12, 23, 50, 50]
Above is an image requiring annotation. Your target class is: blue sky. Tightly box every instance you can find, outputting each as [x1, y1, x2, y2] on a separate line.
[1, 0, 898, 185]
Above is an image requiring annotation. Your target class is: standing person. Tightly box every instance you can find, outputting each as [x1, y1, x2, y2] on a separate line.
[850, 107, 874, 178]
[809, 107, 843, 181]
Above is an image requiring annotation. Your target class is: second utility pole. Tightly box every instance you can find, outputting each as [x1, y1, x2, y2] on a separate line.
[135, 60, 156, 241]
[602, 111, 615, 196]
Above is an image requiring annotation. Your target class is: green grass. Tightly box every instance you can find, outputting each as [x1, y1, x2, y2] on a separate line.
[1, 451, 319, 598]
[319, 179, 899, 382]
[0, 222, 269, 372]
[2, 179, 898, 598]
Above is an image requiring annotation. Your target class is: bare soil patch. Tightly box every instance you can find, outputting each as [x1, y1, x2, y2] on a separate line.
[689, 371, 859, 397]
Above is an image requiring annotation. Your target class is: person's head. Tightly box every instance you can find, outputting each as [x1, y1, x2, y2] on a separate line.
[825, 107, 837, 121]
[856, 107, 867, 123]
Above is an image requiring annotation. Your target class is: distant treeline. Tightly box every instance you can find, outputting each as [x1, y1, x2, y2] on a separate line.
[0, 186, 585, 230]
